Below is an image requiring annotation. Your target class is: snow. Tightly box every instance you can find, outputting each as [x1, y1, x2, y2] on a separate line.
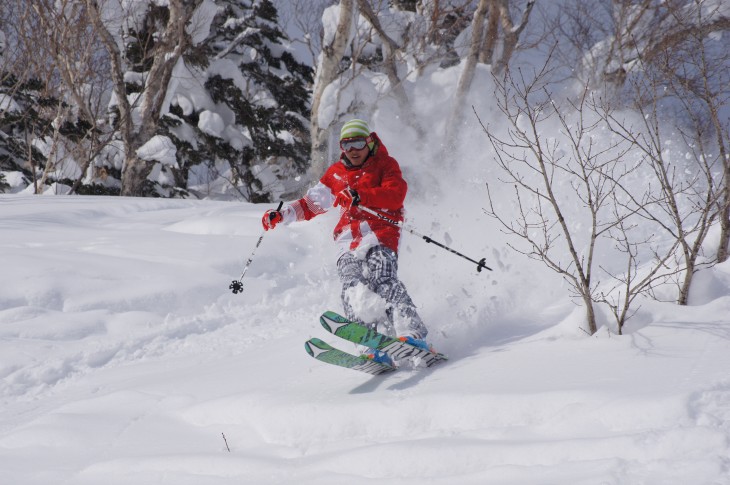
[136, 135, 178, 167]
[198, 110, 226, 138]
[1, 194, 729, 484]
[188, 0, 218, 45]
[1, 171, 27, 191]
[0, 94, 20, 112]
[321, 4, 352, 50]
[2, 1, 729, 483]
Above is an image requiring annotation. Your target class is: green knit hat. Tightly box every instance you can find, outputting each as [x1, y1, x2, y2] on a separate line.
[340, 119, 371, 140]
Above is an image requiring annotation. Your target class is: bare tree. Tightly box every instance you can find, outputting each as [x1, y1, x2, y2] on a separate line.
[596, 198, 680, 334]
[482, 59, 681, 334]
[528, 0, 729, 320]
[491, 0, 535, 75]
[0, 0, 66, 191]
[447, 0, 534, 145]
[308, 0, 354, 178]
[356, 0, 423, 138]
[308, 0, 502, 178]
[550, 0, 729, 90]
[274, 0, 336, 68]
[483, 65, 610, 334]
[85, 0, 202, 196]
[601, 82, 720, 305]
[31, 0, 115, 194]
[445, 0, 489, 146]
[654, 1, 730, 263]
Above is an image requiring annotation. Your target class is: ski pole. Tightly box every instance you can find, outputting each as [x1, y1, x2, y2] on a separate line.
[229, 201, 283, 294]
[357, 204, 492, 272]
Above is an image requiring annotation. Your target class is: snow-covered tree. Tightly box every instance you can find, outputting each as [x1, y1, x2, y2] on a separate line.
[0, 0, 56, 193]
[86, 0, 204, 197]
[185, 0, 313, 201]
[87, 0, 312, 200]
[0, 75, 43, 191]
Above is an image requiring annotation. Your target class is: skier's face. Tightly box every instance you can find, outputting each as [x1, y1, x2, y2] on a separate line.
[345, 145, 370, 166]
[341, 137, 370, 166]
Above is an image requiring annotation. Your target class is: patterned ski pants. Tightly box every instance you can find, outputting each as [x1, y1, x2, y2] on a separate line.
[336, 245, 428, 339]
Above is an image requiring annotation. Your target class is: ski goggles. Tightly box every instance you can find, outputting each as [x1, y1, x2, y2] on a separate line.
[340, 137, 369, 151]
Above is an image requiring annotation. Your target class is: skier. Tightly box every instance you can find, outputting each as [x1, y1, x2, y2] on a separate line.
[261, 119, 432, 365]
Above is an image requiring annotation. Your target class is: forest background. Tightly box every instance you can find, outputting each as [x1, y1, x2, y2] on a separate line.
[1, 0, 729, 333]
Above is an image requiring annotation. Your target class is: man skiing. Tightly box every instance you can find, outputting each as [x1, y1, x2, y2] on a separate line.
[261, 119, 431, 364]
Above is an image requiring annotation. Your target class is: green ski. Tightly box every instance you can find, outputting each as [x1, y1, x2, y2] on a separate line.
[304, 338, 395, 375]
[319, 311, 448, 367]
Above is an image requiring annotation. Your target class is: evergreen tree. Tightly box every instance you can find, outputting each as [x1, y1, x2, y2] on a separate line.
[138, 0, 314, 200]
[199, 0, 313, 201]
[0, 74, 51, 192]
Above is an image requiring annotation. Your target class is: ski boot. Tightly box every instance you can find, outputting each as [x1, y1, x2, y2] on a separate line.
[398, 335, 435, 354]
[364, 348, 395, 367]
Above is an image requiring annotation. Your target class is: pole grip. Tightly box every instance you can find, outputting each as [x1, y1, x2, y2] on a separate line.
[268, 201, 284, 222]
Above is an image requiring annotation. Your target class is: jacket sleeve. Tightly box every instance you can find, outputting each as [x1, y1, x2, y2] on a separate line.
[357, 157, 407, 210]
[280, 181, 335, 224]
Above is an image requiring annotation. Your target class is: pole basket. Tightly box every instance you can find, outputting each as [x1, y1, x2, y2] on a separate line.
[229, 280, 244, 294]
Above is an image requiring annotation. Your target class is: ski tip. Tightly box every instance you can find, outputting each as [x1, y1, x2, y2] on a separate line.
[305, 338, 337, 360]
[304, 340, 314, 357]
[319, 310, 347, 333]
[320, 316, 333, 333]
[305, 338, 333, 352]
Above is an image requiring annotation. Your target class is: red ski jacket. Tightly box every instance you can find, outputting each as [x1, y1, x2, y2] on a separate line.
[281, 133, 407, 255]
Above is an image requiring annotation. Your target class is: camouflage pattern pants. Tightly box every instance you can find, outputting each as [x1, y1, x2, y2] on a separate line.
[336, 245, 428, 339]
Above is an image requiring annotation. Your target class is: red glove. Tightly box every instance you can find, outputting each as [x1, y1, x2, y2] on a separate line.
[334, 188, 360, 209]
[262, 209, 283, 230]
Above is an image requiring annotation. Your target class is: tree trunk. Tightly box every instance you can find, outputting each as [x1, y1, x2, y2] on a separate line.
[85, 0, 132, 144]
[120, 155, 155, 196]
[122, 0, 198, 196]
[718, 183, 730, 263]
[309, 0, 354, 179]
[444, 0, 488, 146]
[678, 259, 695, 306]
[583, 294, 598, 335]
[493, 0, 535, 76]
[36, 103, 67, 192]
[479, 2, 500, 65]
[710, 101, 730, 263]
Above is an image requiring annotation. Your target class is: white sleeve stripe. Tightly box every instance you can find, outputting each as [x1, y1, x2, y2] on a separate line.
[287, 198, 326, 222]
[280, 204, 298, 224]
[303, 196, 327, 215]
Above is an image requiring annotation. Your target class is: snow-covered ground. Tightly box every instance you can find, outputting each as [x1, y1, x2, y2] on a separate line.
[1, 194, 729, 484]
